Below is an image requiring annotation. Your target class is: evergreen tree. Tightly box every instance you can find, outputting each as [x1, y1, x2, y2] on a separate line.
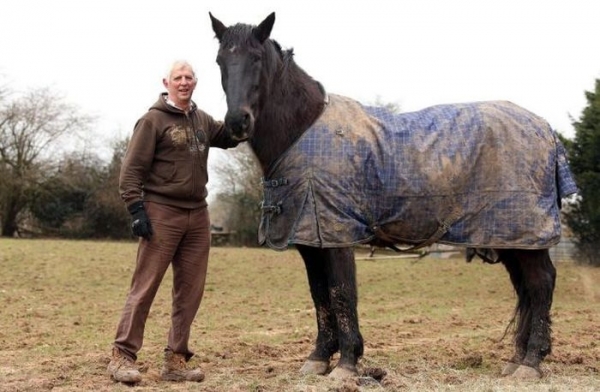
[564, 79, 600, 266]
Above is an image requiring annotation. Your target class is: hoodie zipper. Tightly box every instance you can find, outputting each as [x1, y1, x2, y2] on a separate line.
[186, 111, 198, 199]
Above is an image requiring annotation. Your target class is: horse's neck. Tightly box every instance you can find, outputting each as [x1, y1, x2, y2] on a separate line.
[251, 78, 325, 173]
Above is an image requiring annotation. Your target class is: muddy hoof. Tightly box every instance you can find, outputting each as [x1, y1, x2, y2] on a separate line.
[300, 359, 329, 375]
[501, 361, 520, 376]
[328, 365, 358, 380]
[510, 365, 542, 379]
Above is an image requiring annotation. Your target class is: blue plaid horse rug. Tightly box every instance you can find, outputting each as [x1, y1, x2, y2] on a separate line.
[258, 94, 578, 251]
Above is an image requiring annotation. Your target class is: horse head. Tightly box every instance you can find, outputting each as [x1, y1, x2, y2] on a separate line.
[210, 12, 276, 142]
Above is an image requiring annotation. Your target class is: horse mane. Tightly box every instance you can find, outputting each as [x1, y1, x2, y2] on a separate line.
[271, 43, 321, 102]
[253, 39, 326, 169]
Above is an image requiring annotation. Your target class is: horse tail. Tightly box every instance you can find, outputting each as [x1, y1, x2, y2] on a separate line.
[553, 131, 578, 207]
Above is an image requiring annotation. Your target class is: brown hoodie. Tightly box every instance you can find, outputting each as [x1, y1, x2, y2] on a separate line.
[119, 93, 238, 209]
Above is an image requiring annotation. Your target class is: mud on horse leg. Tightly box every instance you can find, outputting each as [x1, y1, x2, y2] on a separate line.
[298, 246, 364, 378]
[298, 246, 337, 375]
[499, 249, 555, 379]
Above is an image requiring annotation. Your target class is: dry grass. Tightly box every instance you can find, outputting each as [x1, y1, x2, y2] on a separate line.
[0, 239, 598, 391]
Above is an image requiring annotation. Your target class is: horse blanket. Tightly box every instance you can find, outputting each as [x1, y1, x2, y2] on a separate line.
[258, 94, 578, 250]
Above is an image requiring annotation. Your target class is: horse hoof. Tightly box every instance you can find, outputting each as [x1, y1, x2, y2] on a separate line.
[328, 365, 358, 380]
[501, 361, 520, 376]
[300, 359, 329, 375]
[510, 365, 542, 379]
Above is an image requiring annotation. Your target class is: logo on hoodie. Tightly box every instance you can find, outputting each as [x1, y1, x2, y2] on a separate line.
[193, 129, 207, 153]
[168, 126, 206, 153]
[169, 126, 188, 147]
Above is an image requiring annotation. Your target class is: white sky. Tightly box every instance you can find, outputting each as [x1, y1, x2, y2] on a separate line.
[1, 0, 599, 162]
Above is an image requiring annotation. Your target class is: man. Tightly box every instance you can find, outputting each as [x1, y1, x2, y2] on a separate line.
[107, 60, 238, 384]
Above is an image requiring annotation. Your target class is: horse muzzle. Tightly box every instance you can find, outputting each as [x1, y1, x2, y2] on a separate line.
[225, 108, 255, 142]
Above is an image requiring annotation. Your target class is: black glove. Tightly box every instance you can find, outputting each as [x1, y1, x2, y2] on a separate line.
[128, 201, 153, 240]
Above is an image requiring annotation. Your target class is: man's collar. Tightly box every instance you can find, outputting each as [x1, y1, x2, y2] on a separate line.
[164, 95, 192, 112]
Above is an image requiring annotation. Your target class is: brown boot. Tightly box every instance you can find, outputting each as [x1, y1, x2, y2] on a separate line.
[161, 350, 205, 382]
[107, 347, 142, 384]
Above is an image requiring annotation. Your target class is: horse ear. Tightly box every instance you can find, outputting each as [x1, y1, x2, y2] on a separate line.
[209, 12, 227, 41]
[253, 12, 275, 43]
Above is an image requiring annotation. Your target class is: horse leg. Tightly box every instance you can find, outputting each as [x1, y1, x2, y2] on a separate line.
[297, 245, 338, 375]
[324, 248, 364, 379]
[498, 250, 527, 376]
[499, 249, 555, 379]
[297, 246, 364, 378]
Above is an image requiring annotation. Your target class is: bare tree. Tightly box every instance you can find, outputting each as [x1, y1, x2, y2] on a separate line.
[209, 144, 263, 245]
[368, 95, 401, 114]
[0, 87, 93, 237]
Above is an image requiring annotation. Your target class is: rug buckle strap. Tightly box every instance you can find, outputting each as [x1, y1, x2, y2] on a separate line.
[262, 177, 288, 188]
[261, 201, 283, 215]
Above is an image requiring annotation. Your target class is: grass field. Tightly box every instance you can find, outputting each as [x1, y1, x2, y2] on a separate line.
[0, 238, 598, 391]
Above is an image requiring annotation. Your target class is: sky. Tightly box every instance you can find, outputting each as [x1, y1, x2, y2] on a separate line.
[1, 0, 599, 163]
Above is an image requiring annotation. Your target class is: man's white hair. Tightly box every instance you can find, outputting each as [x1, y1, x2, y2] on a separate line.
[165, 60, 196, 80]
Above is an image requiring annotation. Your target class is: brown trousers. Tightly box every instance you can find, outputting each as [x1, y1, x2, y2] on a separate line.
[113, 202, 211, 361]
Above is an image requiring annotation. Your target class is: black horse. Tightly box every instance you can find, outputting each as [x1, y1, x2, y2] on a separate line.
[209, 12, 577, 380]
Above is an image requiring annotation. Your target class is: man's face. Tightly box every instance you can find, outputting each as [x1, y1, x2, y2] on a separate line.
[163, 65, 197, 107]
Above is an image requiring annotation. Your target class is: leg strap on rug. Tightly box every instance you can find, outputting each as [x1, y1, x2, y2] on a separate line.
[371, 208, 462, 253]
